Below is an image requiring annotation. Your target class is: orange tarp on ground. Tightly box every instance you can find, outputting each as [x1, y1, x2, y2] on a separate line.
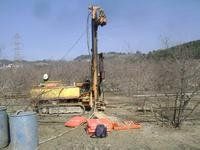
[86, 118, 113, 135]
[65, 116, 87, 128]
[113, 120, 141, 130]
[65, 115, 141, 134]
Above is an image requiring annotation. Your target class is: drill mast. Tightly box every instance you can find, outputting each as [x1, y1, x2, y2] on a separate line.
[89, 6, 106, 109]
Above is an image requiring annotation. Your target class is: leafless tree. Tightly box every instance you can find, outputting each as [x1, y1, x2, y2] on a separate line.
[153, 41, 200, 127]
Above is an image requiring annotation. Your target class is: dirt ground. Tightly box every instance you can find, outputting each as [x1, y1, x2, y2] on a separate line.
[37, 95, 200, 150]
[2, 94, 200, 150]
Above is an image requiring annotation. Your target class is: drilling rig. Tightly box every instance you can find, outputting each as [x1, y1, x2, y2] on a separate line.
[30, 6, 107, 114]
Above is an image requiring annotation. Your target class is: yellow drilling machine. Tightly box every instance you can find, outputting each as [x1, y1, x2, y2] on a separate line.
[30, 6, 107, 115]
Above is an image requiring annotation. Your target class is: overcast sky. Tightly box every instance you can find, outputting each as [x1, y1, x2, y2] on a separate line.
[0, 0, 200, 60]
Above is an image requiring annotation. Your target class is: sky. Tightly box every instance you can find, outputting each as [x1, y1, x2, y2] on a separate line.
[0, 0, 200, 60]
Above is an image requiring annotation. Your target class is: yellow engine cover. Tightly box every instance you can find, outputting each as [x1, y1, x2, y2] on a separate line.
[31, 86, 80, 100]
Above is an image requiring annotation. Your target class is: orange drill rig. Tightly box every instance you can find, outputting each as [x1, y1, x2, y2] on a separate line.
[30, 6, 107, 114]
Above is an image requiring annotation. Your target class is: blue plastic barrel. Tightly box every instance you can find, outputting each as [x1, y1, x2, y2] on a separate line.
[0, 106, 9, 148]
[9, 111, 38, 150]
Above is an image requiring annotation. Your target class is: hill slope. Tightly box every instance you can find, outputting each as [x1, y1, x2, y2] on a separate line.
[147, 40, 200, 59]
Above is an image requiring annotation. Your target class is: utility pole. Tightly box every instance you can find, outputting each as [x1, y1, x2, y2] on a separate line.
[0, 48, 2, 59]
[14, 33, 23, 61]
[89, 6, 106, 109]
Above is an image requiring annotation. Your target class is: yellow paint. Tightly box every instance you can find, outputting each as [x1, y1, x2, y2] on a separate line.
[31, 86, 80, 100]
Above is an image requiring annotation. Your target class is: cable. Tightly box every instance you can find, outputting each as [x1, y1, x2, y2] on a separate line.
[87, 12, 91, 59]
[60, 31, 86, 60]
[38, 112, 95, 146]
[60, 11, 91, 61]
[87, 12, 92, 78]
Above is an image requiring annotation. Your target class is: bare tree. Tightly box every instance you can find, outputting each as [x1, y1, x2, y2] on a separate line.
[153, 41, 200, 127]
